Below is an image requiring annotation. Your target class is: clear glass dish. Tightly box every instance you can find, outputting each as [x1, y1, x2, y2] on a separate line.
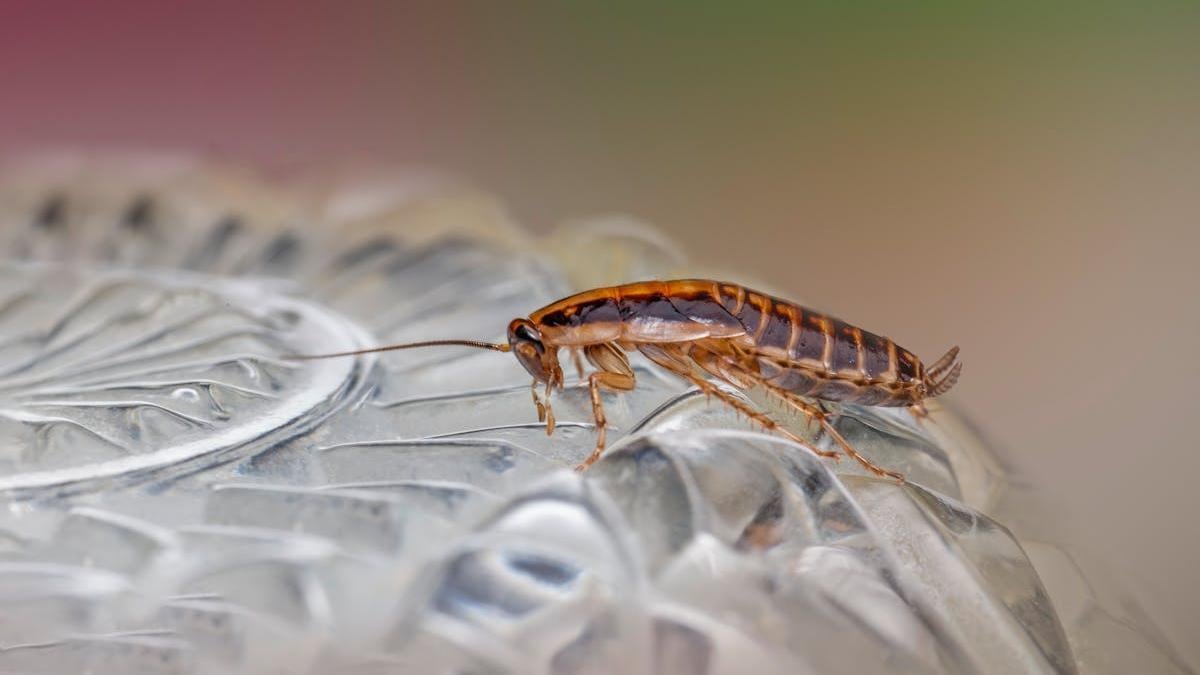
[0, 156, 1189, 675]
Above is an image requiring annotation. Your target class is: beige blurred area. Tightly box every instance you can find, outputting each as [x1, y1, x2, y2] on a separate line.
[1, 2, 1197, 662]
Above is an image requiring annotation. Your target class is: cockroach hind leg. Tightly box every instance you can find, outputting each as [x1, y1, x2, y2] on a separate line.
[662, 357, 841, 461]
[803, 409, 828, 444]
[821, 417, 906, 482]
[768, 387, 909, 478]
[812, 408, 904, 481]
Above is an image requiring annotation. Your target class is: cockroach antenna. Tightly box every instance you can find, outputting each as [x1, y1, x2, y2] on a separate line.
[286, 339, 510, 360]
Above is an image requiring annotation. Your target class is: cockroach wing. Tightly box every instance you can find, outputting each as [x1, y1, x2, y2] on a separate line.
[665, 294, 746, 336]
[619, 293, 746, 343]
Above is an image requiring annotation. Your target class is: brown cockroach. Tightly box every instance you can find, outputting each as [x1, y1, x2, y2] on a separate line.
[292, 279, 961, 481]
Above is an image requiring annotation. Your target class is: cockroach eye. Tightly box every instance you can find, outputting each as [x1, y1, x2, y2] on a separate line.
[516, 324, 539, 343]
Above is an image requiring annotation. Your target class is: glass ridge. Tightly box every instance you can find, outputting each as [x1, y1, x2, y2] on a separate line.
[0, 157, 1189, 675]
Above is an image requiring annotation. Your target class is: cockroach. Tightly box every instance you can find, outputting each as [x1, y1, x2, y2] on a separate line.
[291, 279, 961, 481]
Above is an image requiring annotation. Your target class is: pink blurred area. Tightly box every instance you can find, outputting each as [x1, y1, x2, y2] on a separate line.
[1, 1, 1198, 660]
[0, 2, 450, 160]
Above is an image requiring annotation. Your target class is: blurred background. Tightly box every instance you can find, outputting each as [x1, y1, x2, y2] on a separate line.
[1, 1, 1196, 661]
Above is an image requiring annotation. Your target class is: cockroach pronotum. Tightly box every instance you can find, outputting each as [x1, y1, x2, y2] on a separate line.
[292, 279, 961, 481]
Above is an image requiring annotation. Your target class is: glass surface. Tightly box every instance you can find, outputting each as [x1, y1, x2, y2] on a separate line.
[0, 156, 1190, 674]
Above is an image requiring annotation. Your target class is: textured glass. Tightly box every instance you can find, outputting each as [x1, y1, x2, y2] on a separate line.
[0, 156, 1190, 674]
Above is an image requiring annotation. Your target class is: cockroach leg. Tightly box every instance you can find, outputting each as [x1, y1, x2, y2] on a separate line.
[640, 346, 827, 457]
[574, 370, 636, 472]
[570, 348, 585, 380]
[684, 374, 819, 453]
[542, 380, 556, 435]
[770, 389, 905, 482]
[531, 379, 547, 422]
[908, 402, 928, 420]
[688, 345, 839, 460]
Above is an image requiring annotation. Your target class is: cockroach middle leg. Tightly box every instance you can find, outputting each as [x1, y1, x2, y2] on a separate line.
[767, 388, 905, 482]
[574, 370, 635, 472]
[570, 348, 586, 380]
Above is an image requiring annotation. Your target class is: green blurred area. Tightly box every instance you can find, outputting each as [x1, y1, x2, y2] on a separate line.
[397, 2, 1198, 229]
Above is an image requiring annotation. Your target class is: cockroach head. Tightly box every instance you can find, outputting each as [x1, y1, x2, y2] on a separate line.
[507, 318, 557, 384]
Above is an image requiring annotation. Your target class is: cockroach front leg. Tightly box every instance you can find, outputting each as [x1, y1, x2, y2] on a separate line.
[574, 370, 635, 472]
[531, 379, 555, 435]
[531, 379, 546, 422]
